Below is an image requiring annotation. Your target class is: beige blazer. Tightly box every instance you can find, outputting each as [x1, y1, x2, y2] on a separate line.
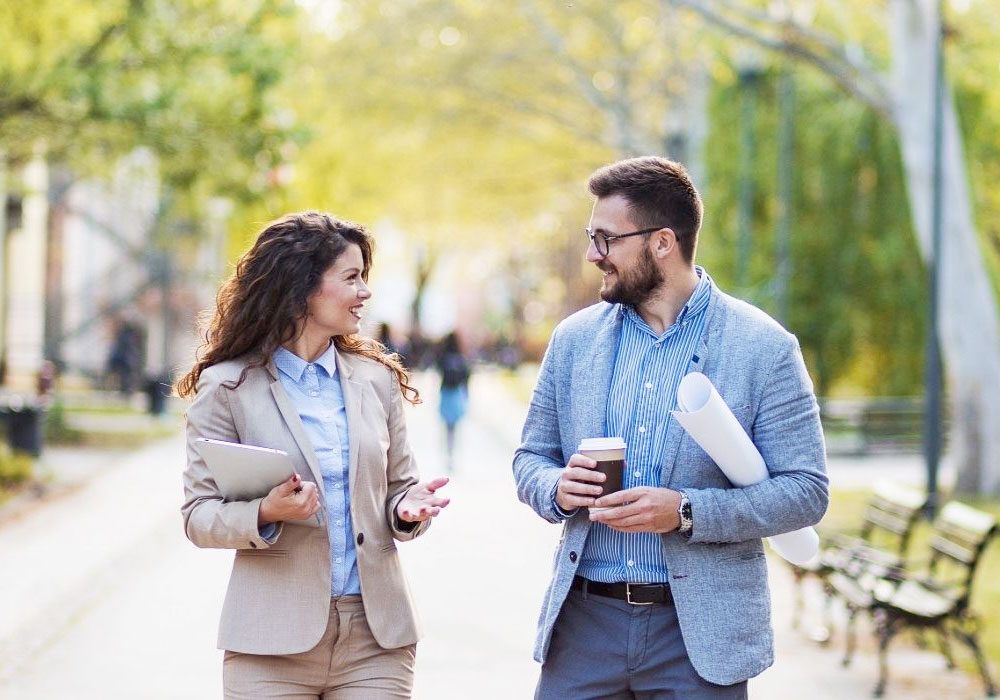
[181, 349, 430, 655]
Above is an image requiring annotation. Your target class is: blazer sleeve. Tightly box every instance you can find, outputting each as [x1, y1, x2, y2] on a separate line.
[384, 371, 430, 542]
[181, 368, 284, 550]
[512, 327, 568, 524]
[683, 335, 830, 544]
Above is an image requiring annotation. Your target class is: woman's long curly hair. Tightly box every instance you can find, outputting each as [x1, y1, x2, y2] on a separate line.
[176, 211, 420, 404]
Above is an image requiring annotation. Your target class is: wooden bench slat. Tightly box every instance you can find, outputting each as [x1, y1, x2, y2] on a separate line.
[939, 502, 997, 537]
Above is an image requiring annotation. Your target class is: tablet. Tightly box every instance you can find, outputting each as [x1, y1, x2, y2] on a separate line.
[194, 438, 322, 527]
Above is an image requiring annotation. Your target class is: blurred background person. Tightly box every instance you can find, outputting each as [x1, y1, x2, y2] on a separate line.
[435, 331, 470, 472]
[105, 315, 146, 394]
[377, 321, 404, 359]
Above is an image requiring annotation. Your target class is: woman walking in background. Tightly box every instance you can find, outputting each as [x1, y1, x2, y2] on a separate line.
[435, 331, 470, 472]
[178, 211, 450, 698]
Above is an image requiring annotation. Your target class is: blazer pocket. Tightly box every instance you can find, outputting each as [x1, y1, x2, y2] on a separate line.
[235, 548, 289, 558]
[729, 404, 753, 431]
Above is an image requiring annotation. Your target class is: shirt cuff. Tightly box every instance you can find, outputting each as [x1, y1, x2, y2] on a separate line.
[551, 494, 578, 521]
[258, 522, 279, 544]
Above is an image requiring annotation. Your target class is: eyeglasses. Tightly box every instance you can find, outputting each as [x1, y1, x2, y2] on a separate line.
[584, 226, 666, 257]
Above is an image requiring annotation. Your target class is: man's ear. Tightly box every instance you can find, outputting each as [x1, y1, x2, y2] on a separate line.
[651, 227, 677, 259]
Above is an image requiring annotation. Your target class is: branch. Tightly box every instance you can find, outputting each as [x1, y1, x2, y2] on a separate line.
[716, 0, 876, 75]
[670, 0, 893, 118]
[517, 1, 617, 116]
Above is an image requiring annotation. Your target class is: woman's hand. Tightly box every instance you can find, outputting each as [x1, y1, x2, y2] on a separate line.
[396, 477, 451, 523]
[259, 473, 320, 526]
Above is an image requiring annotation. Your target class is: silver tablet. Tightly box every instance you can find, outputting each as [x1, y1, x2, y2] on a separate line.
[195, 438, 295, 501]
[194, 438, 322, 527]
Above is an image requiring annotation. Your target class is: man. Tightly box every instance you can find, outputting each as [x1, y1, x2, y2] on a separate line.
[513, 156, 828, 698]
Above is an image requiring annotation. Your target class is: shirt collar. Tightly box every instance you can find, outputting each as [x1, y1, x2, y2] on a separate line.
[272, 342, 339, 382]
[622, 266, 713, 338]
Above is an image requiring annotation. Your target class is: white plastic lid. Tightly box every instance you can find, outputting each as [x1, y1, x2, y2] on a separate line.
[578, 437, 626, 451]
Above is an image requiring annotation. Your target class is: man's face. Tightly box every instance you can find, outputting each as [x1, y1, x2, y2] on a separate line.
[587, 194, 664, 306]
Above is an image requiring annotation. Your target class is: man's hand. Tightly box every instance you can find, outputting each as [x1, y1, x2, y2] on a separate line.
[259, 473, 320, 526]
[555, 454, 606, 511]
[588, 487, 682, 533]
[396, 477, 451, 523]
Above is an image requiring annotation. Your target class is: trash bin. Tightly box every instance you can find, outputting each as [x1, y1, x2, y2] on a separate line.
[145, 375, 171, 416]
[7, 405, 43, 456]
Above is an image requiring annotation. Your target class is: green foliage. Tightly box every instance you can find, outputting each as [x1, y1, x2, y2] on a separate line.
[0, 446, 33, 487]
[702, 68, 926, 397]
[0, 0, 305, 222]
[44, 400, 86, 446]
[950, 1, 1000, 305]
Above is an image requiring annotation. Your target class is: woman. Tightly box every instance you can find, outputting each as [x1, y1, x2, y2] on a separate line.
[178, 211, 449, 698]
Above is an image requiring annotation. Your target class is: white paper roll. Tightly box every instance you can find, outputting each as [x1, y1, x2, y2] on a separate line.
[671, 372, 819, 566]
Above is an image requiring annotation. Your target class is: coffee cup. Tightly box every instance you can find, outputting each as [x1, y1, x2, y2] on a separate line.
[577, 437, 626, 511]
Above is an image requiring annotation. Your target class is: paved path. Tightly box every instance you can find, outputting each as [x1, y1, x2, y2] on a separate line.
[0, 369, 987, 698]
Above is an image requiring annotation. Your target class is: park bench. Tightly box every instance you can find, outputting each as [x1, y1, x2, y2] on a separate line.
[829, 501, 998, 698]
[789, 480, 926, 638]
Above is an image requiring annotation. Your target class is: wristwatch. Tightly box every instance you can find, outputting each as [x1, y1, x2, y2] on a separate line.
[677, 491, 693, 534]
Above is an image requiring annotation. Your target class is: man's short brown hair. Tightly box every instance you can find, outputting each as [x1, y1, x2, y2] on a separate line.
[587, 157, 703, 263]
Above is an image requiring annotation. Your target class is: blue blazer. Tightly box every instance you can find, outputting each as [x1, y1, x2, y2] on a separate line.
[513, 285, 829, 685]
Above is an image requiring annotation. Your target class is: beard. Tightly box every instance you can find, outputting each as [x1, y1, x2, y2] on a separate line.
[598, 246, 664, 307]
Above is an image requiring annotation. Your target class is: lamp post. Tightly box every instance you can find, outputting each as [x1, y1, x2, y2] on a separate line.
[735, 49, 764, 293]
[774, 68, 795, 325]
[924, 0, 945, 517]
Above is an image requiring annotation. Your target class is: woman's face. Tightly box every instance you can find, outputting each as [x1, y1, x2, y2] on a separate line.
[303, 243, 371, 337]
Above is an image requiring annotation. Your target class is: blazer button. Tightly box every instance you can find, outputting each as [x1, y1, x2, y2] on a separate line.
[569, 551, 577, 563]
[249, 541, 257, 549]
[356, 533, 364, 546]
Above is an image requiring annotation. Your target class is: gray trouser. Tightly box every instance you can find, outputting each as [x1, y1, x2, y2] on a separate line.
[536, 588, 748, 700]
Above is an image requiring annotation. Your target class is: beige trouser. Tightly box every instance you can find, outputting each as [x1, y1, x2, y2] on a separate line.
[223, 596, 416, 699]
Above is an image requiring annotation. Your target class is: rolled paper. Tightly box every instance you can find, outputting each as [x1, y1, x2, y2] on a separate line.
[671, 372, 820, 566]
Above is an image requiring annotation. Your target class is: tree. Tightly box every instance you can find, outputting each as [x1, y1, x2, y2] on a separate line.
[670, 0, 1000, 493]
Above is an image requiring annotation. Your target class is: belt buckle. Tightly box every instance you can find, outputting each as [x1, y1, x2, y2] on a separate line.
[625, 583, 654, 606]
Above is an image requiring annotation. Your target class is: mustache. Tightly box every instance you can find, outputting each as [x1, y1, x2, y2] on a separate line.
[597, 260, 616, 273]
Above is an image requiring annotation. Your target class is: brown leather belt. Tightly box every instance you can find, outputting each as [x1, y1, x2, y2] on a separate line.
[571, 575, 673, 606]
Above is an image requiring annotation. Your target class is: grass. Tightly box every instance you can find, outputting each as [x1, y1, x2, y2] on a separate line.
[493, 363, 539, 404]
[819, 487, 1000, 678]
[44, 400, 180, 448]
[0, 447, 35, 506]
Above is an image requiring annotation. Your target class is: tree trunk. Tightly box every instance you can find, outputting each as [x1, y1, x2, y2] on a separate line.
[890, 0, 1000, 494]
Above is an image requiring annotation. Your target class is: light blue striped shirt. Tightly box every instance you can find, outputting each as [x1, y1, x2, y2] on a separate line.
[271, 344, 360, 596]
[576, 267, 712, 584]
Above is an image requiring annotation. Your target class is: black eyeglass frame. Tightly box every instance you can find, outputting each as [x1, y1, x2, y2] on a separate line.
[585, 226, 668, 257]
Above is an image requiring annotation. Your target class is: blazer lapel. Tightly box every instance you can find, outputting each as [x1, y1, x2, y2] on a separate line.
[335, 350, 363, 497]
[579, 309, 623, 442]
[659, 291, 720, 487]
[267, 359, 325, 487]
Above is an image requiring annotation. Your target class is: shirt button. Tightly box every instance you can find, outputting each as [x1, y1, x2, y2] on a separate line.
[307, 365, 315, 372]
[627, 559, 635, 567]
[336, 520, 344, 526]
[634, 470, 642, 478]
[645, 382, 653, 389]
[335, 557, 342, 563]
[637, 426, 646, 433]
[310, 390, 319, 397]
